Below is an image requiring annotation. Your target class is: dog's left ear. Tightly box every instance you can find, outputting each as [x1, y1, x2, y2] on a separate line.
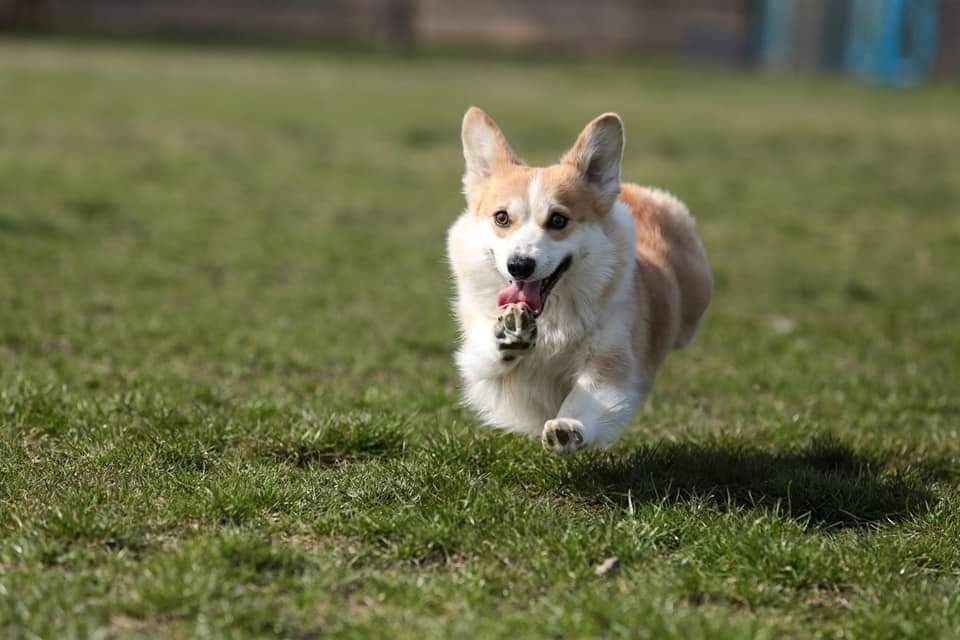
[562, 113, 624, 211]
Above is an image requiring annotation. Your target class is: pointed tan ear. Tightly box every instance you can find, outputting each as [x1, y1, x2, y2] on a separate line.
[461, 107, 521, 195]
[562, 113, 624, 210]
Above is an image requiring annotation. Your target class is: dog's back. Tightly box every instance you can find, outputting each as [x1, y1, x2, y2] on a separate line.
[620, 183, 712, 372]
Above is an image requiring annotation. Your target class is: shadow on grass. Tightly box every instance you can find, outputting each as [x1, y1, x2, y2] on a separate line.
[0, 213, 63, 238]
[563, 435, 936, 530]
[254, 414, 408, 469]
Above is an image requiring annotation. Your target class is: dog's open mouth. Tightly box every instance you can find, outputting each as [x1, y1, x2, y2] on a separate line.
[496, 255, 572, 316]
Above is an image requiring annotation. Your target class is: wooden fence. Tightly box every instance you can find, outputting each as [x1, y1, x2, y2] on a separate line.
[1, 0, 957, 78]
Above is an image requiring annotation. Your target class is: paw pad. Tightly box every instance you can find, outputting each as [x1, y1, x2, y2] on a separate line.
[495, 303, 537, 357]
[542, 418, 586, 454]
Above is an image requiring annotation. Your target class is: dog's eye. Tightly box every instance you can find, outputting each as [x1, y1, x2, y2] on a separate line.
[547, 212, 569, 230]
[493, 210, 511, 227]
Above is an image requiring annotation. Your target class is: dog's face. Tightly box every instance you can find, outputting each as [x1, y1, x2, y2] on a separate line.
[460, 108, 624, 316]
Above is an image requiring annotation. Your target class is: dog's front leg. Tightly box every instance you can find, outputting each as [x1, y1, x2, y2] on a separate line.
[542, 359, 643, 454]
[456, 303, 537, 381]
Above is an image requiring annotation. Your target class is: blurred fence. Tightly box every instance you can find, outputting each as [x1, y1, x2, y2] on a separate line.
[1, 0, 957, 83]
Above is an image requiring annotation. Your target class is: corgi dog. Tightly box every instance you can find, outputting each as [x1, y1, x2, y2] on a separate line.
[447, 108, 712, 453]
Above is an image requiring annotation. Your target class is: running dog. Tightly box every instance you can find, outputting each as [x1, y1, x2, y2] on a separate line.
[447, 108, 712, 453]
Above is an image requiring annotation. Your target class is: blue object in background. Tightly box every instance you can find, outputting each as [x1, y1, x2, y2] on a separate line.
[756, 0, 940, 86]
[846, 0, 939, 86]
[757, 0, 796, 70]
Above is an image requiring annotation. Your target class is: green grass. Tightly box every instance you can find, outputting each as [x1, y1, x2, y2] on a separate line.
[1, 38, 959, 638]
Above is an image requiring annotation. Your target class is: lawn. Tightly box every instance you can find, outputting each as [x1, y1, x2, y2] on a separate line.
[1, 37, 959, 638]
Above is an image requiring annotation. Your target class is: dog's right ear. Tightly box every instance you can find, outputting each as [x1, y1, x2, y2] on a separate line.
[461, 107, 521, 197]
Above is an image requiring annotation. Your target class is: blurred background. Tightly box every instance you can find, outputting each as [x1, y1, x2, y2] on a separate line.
[1, 0, 958, 86]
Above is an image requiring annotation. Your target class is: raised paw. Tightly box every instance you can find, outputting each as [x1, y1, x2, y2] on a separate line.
[494, 303, 537, 361]
[542, 418, 586, 454]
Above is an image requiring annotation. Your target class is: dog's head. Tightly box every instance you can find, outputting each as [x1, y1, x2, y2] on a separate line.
[459, 107, 624, 316]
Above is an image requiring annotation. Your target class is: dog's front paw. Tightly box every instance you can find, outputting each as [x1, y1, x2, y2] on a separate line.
[494, 303, 537, 361]
[542, 418, 586, 454]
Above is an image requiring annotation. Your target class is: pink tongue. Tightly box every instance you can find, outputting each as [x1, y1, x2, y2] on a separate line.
[497, 280, 543, 313]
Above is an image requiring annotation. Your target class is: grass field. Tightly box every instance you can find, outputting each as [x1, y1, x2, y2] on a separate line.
[1, 38, 959, 638]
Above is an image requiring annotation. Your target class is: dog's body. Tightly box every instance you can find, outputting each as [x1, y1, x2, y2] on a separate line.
[447, 108, 711, 453]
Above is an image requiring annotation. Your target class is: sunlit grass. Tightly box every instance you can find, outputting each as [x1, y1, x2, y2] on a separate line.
[1, 38, 959, 638]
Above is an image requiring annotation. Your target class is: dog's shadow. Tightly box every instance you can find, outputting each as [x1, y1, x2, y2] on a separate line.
[561, 435, 944, 530]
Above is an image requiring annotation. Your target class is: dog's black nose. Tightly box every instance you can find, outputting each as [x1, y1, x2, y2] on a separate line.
[507, 255, 536, 279]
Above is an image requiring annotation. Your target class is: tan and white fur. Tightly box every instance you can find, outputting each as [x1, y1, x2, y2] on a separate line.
[447, 108, 712, 453]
